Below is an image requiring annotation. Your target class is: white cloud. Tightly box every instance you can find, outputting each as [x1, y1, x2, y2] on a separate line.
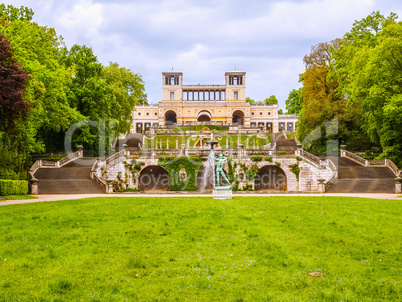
[58, 0, 104, 37]
[6, 0, 402, 107]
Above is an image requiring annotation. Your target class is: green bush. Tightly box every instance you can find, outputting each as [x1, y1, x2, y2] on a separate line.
[275, 161, 281, 167]
[158, 157, 203, 191]
[0, 180, 29, 195]
[0, 169, 27, 180]
[265, 157, 273, 162]
[251, 156, 262, 162]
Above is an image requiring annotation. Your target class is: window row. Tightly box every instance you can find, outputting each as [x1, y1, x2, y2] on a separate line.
[250, 122, 296, 131]
[251, 111, 272, 116]
[137, 112, 158, 116]
[182, 90, 225, 101]
[136, 122, 159, 133]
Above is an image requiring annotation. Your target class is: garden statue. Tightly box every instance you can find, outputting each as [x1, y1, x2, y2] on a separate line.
[208, 152, 232, 189]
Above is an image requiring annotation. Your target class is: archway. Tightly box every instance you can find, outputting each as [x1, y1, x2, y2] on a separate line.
[197, 110, 212, 123]
[165, 110, 177, 125]
[254, 165, 287, 191]
[138, 166, 170, 191]
[232, 110, 244, 125]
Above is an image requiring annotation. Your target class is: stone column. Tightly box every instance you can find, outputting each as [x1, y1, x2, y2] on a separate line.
[395, 177, 402, 193]
[77, 145, 84, 158]
[123, 143, 129, 157]
[30, 178, 38, 195]
[340, 145, 346, 157]
[317, 178, 325, 193]
[106, 179, 114, 194]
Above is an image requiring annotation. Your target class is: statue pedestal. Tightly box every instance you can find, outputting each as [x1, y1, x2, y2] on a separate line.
[213, 186, 232, 199]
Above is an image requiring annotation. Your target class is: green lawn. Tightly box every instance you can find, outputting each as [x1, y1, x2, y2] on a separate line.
[0, 196, 400, 301]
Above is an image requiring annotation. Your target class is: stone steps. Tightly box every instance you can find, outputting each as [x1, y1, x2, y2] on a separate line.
[326, 179, 395, 193]
[34, 158, 104, 194]
[324, 156, 395, 193]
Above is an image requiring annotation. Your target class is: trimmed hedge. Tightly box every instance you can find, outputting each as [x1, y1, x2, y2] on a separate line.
[0, 180, 29, 195]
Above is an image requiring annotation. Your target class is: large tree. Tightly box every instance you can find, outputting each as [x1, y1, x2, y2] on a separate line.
[331, 12, 402, 165]
[0, 33, 29, 132]
[285, 88, 303, 115]
[0, 33, 30, 177]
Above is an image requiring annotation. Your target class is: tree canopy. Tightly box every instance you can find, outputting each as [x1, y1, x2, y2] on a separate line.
[0, 5, 147, 177]
[296, 11, 402, 166]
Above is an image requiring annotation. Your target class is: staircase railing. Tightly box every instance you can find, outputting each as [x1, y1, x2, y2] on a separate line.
[28, 150, 82, 176]
[90, 159, 107, 191]
[385, 159, 401, 177]
[106, 150, 125, 169]
[342, 147, 401, 176]
[300, 149, 321, 166]
[59, 150, 81, 167]
[323, 158, 338, 190]
[343, 150, 366, 166]
[325, 171, 338, 191]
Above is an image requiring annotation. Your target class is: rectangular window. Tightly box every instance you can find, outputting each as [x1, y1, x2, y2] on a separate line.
[146, 112, 149, 116]
[251, 112, 255, 116]
[138, 112, 141, 116]
[266, 122, 272, 130]
[170, 92, 175, 100]
[154, 112, 157, 116]
[234, 91, 238, 100]
[259, 112, 263, 115]
[166, 76, 179, 85]
[268, 112, 271, 116]
[229, 75, 243, 85]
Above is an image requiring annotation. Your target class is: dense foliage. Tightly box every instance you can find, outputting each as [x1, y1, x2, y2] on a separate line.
[0, 179, 28, 195]
[158, 157, 203, 191]
[0, 5, 146, 177]
[296, 11, 402, 166]
[333, 12, 402, 165]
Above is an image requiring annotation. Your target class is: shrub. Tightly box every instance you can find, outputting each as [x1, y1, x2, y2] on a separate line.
[0, 180, 29, 195]
[0, 170, 27, 180]
[275, 161, 281, 167]
[251, 156, 262, 162]
[289, 163, 302, 181]
[296, 156, 303, 161]
[265, 157, 273, 162]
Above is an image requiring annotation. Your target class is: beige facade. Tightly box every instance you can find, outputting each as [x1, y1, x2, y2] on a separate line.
[131, 72, 298, 133]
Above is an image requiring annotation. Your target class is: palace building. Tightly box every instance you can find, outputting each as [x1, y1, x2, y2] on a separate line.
[131, 71, 297, 133]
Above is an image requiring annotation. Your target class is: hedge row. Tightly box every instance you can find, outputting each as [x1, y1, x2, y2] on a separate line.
[0, 180, 29, 195]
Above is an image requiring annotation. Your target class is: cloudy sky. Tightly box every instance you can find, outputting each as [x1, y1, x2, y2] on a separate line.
[5, 0, 402, 108]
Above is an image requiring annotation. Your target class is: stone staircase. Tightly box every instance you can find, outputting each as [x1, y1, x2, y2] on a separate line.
[326, 157, 396, 193]
[34, 158, 104, 194]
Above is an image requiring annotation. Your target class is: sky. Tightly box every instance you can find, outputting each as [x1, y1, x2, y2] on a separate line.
[4, 0, 402, 108]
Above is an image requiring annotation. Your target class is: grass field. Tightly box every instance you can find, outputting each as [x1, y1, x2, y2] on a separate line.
[0, 195, 38, 201]
[0, 196, 400, 301]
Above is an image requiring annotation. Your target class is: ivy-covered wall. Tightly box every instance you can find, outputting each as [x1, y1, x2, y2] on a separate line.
[158, 157, 203, 191]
